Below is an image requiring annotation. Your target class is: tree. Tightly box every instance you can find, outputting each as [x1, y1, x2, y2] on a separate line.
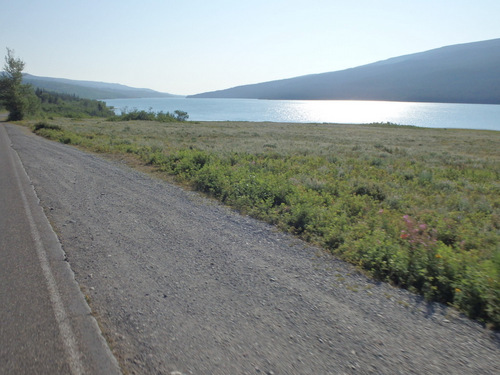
[174, 110, 189, 122]
[0, 48, 40, 120]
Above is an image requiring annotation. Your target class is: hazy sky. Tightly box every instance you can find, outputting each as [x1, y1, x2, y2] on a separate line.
[2, 0, 499, 95]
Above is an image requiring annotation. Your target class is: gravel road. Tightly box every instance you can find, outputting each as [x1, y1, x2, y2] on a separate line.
[7, 123, 499, 375]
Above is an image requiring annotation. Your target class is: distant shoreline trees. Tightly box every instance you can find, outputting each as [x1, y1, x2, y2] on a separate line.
[0, 48, 116, 119]
[35, 88, 115, 118]
[109, 107, 189, 122]
[0, 48, 188, 121]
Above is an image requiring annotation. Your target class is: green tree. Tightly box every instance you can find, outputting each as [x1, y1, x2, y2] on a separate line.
[0, 48, 40, 120]
[174, 110, 189, 121]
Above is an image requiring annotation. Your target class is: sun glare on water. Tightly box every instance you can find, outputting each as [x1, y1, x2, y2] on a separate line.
[287, 100, 416, 124]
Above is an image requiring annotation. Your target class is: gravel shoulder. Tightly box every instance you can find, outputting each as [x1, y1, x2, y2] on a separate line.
[7, 123, 500, 375]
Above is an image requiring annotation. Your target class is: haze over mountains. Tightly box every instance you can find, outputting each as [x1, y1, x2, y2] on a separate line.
[21, 74, 178, 100]
[188, 38, 500, 104]
[16, 38, 500, 104]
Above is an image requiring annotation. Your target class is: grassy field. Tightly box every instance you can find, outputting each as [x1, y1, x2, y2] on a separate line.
[26, 117, 500, 328]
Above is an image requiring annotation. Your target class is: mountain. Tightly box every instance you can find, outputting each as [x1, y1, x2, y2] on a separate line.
[21, 74, 179, 100]
[188, 38, 500, 104]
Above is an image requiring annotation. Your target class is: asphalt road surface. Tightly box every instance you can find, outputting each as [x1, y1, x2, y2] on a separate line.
[3, 122, 500, 375]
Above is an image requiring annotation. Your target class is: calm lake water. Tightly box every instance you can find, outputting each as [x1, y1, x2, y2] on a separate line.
[103, 98, 500, 131]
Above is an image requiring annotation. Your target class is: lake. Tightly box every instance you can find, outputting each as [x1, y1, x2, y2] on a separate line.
[103, 98, 500, 131]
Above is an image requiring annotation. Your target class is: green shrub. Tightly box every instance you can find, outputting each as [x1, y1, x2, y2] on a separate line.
[109, 108, 189, 122]
[33, 121, 62, 131]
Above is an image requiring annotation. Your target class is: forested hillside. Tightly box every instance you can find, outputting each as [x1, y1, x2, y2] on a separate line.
[22, 74, 178, 100]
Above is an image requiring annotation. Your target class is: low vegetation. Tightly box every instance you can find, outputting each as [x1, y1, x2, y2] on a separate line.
[26, 117, 500, 329]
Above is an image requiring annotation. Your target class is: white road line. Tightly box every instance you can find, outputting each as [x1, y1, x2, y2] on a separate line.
[3, 126, 85, 375]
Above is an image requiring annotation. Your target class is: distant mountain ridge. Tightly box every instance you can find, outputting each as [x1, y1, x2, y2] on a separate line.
[21, 74, 179, 100]
[188, 38, 500, 104]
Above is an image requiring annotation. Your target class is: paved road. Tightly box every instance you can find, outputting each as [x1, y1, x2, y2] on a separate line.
[4, 122, 500, 374]
[0, 121, 121, 374]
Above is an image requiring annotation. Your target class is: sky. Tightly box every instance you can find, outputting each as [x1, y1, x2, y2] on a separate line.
[1, 0, 499, 95]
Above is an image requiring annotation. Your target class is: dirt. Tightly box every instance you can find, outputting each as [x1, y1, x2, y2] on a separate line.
[7, 123, 500, 375]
